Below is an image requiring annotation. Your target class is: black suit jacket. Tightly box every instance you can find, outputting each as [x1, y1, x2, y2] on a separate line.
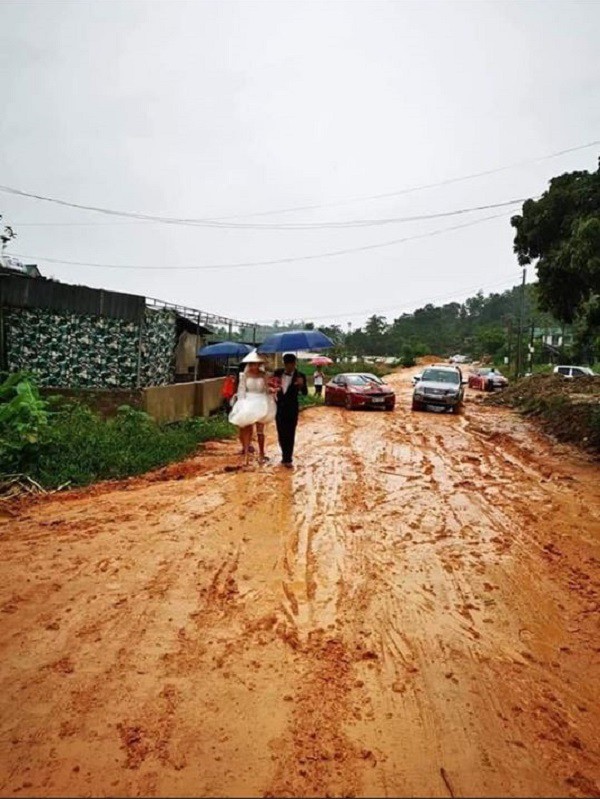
[274, 368, 308, 414]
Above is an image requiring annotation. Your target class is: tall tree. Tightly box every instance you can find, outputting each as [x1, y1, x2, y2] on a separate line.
[511, 160, 600, 324]
[363, 315, 388, 355]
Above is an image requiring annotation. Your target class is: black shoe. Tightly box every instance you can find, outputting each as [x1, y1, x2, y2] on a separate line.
[281, 460, 293, 469]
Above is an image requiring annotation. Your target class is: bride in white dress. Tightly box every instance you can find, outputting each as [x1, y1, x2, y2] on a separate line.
[229, 350, 276, 465]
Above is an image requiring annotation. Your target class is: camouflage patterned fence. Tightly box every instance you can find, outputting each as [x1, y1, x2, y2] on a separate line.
[4, 306, 177, 388]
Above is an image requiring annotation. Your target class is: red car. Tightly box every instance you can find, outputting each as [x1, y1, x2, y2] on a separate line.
[325, 373, 395, 411]
[468, 368, 509, 392]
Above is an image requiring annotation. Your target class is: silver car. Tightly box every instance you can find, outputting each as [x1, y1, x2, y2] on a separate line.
[412, 366, 465, 413]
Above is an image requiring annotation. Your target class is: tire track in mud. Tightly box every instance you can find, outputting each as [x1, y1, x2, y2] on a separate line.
[1, 373, 599, 798]
[331, 380, 600, 797]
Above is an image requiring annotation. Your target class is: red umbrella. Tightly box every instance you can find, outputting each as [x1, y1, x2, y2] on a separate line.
[310, 356, 333, 365]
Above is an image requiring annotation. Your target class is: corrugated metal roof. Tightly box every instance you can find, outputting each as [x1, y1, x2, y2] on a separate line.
[0, 270, 145, 321]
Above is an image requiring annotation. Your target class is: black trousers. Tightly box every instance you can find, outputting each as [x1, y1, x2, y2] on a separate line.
[276, 409, 299, 463]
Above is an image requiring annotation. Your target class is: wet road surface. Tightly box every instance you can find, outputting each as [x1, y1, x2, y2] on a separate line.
[1, 371, 599, 797]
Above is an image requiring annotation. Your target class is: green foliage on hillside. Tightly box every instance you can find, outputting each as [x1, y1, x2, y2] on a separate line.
[251, 284, 567, 363]
[337, 283, 559, 360]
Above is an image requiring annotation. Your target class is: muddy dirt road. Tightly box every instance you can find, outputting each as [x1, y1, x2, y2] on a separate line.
[1, 372, 599, 798]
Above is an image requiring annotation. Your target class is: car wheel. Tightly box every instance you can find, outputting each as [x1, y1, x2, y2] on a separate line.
[411, 400, 422, 412]
[385, 403, 395, 412]
[324, 392, 331, 406]
[345, 395, 354, 410]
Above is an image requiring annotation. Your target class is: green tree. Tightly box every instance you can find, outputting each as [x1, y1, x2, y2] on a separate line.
[473, 326, 506, 358]
[511, 160, 600, 324]
[363, 315, 388, 355]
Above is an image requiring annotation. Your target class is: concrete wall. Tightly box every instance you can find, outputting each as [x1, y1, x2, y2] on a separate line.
[40, 387, 143, 418]
[141, 377, 226, 424]
[196, 377, 225, 418]
[143, 382, 196, 425]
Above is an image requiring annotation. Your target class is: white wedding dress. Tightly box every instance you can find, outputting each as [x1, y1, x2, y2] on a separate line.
[228, 373, 276, 427]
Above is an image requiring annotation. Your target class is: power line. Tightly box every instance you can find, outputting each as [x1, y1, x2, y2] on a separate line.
[13, 220, 155, 227]
[216, 140, 599, 218]
[1, 139, 595, 225]
[260, 276, 521, 324]
[12, 210, 509, 273]
[8, 198, 526, 230]
[1, 140, 597, 228]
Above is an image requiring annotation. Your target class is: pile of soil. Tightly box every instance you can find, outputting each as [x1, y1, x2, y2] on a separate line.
[416, 355, 445, 365]
[486, 373, 600, 454]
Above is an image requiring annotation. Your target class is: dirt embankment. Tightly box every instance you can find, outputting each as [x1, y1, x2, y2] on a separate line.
[486, 374, 600, 455]
[416, 355, 445, 366]
[1, 371, 599, 798]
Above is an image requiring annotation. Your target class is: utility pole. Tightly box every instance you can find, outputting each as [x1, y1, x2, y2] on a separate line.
[193, 313, 201, 382]
[529, 320, 535, 371]
[504, 317, 512, 371]
[515, 267, 526, 379]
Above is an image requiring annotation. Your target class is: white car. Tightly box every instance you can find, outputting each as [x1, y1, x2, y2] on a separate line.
[553, 365, 596, 379]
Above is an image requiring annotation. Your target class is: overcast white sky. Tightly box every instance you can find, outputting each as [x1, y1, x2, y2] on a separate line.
[1, 0, 598, 327]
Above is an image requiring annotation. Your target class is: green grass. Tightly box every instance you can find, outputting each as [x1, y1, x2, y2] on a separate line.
[299, 393, 324, 410]
[1, 390, 236, 490]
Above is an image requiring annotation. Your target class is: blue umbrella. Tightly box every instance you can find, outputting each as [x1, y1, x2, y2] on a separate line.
[257, 329, 334, 354]
[198, 341, 253, 358]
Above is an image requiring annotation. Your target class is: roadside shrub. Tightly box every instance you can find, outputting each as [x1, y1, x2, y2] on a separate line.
[399, 347, 417, 368]
[0, 373, 50, 473]
[299, 393, 324, 410]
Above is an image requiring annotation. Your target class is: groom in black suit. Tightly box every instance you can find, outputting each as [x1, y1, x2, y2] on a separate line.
[274, 354, 308, 467]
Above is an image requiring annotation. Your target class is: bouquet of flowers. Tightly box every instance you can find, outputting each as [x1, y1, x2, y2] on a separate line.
[267, 375, 281, 394]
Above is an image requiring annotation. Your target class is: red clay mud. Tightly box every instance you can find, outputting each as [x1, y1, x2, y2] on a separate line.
[1, 371, 599, 797]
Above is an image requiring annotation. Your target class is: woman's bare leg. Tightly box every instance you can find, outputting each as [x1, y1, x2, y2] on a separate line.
[239, 427, 255, 454]
[256, 424, 267, 463]
[240, 427, 252, 465]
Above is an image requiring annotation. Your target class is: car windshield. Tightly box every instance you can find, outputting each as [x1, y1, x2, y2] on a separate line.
[421, 368, 459, 385]
[345, 375, 370, 385]
[478, 368, 491, 375]
[361, 374, 383, 384]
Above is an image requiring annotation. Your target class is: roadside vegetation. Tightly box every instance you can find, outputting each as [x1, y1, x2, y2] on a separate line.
[301, 359, 393, 378]
[486, 373, 600, 455]
[0, 373, 236, 491]
[299, 393, 324, 410]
